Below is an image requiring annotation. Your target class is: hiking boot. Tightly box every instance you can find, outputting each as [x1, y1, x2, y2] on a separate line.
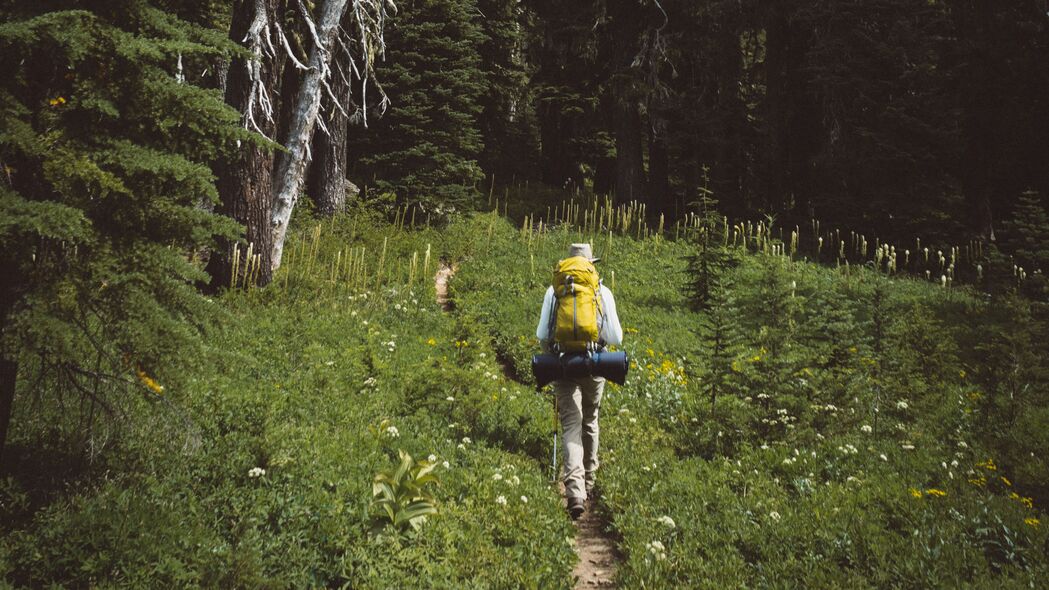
[567, 496, 585, 520]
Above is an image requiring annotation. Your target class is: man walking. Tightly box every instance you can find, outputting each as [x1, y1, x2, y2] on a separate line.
[536, 243, 623, 519]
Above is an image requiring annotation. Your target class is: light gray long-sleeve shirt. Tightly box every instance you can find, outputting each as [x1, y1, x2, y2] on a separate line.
[535, 285, 623, 346]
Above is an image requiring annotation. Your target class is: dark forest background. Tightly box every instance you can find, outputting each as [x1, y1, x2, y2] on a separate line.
[343, 0, 1049, 249]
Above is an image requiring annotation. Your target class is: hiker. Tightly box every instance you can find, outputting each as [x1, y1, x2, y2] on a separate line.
[536, 243, 623, 519]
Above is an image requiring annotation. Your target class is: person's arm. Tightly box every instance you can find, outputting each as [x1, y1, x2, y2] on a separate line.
[536, 286, 555, 347]
[599, 286, 623, 346]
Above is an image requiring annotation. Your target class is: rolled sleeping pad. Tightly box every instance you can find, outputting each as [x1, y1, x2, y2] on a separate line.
[531, 351, 630, 388]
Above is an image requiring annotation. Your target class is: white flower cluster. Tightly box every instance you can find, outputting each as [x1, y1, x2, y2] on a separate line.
[861, 424, 873, 434]
[656, 515, 676, 529]
[837, 444, 858, 455]
[495, 495, 507, 506]
[768, 511, 782, 522]
[645, 540, 667, 561]
[248, 467, 266, 478]
[811, 404, 840, 413]
[895, 400, 909, 410]
[385, 425, 400, 438]
[383, 340, 396, 353]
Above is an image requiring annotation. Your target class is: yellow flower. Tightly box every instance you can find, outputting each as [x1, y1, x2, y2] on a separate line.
[731, 360, 742, 373]
[925, 489, 947, 497]
[976, 458, 997, 471]
[1010, 492, 1034, 509]
[1024, 518, 1040, 527]
[427, 338, 437, 346]
[1000, 476, 1012, 487]
[135, 367, 164, 394]
[48, 96, 67, 106]
[646, 348, 655, 357]
[909, 488, 923, 499]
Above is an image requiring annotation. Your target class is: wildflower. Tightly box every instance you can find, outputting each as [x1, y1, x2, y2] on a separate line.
[427, 338, 437, 346]
[442, 461, 450, 469]
[657, 515, 676, 528]
[248, 467, 266, 478]
[861, 425, 872, 434]
[925, 489, 947, 497]
[910, 488, 923, 499]
[492, 473, 503, 481]
[496, 495, 507, 506]
[135, 367, 165, 394]
[896, 400, 909, 410]
[645, 540, 667, 561]
[769, 511, 782, 522]
[510, 475, 520, 486]
[446, 396, 455, 402]
[880, 454, 888, 462]
[363, 377, 377, 387]
[976, 458, 997, 471]
[462, 437, 472, 444]
[428, 454, 437, 462]
[479, 352, 487, 359]
[385, 426, 400, 438]
[901, 444, 915, 450]
[1001, 476, 1012, 487]
[1025, 518, 1040, 527]
[629, 417, 637, 424]
[520, 495, 529, 503]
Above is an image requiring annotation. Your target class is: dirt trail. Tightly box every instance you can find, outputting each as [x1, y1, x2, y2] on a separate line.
[434, 261, 456, 311]
[433, 263, 620, 588]
[569, 494, 619, 588]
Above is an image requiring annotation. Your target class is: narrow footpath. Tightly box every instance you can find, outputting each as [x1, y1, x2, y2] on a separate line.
[434, 263, 620, 589]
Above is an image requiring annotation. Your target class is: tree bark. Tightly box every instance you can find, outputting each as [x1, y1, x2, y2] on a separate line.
[0, 357, 15, 470]
[614, 97, 645, 202]
[307, 52, 351, 216]
[205, 0, 284, 289]
[270, 0, 351, 271]
[648, 108, 670, 213]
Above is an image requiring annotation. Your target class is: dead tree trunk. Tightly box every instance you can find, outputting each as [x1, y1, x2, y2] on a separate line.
[206, 0, 285, 289]
[307, 50, 352, 216]
[269, 0, 352, 270]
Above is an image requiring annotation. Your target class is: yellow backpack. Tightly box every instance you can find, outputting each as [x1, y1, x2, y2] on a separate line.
[551, 256, 603, 352]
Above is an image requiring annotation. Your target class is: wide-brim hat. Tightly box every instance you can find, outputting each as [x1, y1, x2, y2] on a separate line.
[568, 243, 600, 262]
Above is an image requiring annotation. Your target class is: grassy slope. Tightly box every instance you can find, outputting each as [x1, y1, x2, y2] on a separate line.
[2, 210, 1047, 588]
[2, 212, 574, 588]
[454, 213, 1049, 588]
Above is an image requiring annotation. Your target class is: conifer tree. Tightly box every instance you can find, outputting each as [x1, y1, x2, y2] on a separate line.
[0, 2, 247, 463]
[350, 0, 486, 215]
[475, 0, 533, 183]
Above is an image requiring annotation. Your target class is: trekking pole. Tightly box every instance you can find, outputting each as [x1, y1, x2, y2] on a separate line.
[551, 389, 559, 483]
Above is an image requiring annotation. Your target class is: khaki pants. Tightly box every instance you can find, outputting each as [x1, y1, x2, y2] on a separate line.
[554, 376, 605, 501]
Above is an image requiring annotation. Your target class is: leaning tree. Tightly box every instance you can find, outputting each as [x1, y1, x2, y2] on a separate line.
[207, 0, 394, 288]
